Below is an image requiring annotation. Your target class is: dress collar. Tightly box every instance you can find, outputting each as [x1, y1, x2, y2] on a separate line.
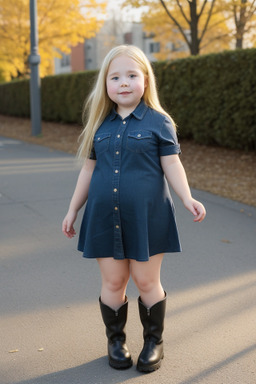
[109, 100, 148, 121]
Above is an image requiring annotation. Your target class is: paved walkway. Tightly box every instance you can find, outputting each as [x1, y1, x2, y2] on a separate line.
[0, 136, 256, 384]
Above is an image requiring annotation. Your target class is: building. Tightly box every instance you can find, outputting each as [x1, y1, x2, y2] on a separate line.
[54, 20, 162, 75]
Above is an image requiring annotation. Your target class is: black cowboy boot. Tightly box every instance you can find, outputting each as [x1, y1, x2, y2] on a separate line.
[137, 292, 167, 373]
[99, 297, 133, 369]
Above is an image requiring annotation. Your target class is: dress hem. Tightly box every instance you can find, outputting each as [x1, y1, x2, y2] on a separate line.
[78, 247, 182, 262]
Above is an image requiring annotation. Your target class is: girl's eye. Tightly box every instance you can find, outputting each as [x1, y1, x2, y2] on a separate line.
[129, 74, 136, 78]
[112, 76, 119, 80]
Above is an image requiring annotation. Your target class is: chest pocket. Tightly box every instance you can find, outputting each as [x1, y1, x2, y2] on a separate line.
[126, 130, 152, 153]
[94, 133, 111, 155]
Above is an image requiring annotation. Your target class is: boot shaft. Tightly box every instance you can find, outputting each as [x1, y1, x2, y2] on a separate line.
[138, 293, 166, 342]
[99, 297, 128, 342]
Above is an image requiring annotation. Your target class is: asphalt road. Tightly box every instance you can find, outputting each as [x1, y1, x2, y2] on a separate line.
[1, 136, 256, 384]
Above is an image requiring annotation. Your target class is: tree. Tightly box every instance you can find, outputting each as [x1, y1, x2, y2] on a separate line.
[122, 0, 230, 57]
[227, 0, 256, 48]
[0, 0, 106, 80]
[159, 0, 217, 55]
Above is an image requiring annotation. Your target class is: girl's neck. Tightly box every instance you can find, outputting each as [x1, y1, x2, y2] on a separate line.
[116, 106, 132, 120]
[116, 101, 141, 120]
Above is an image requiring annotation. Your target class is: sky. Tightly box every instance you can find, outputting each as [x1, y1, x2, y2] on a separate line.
[106, 0, 146, 22]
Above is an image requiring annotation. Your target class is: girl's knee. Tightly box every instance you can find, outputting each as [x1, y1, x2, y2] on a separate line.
[104, 274, 129, 293]
[129, 255, 163, 293]
[98, 259, 130, 294]
[131, 273, 155, 293]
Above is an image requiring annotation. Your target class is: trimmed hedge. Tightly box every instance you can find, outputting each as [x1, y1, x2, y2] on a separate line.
[0, 70, 97, 125]
[41, 70, 97, 124]
[155, 49, 256, 150]
[0, 79, 30, 117]
[0, 48, 255, 150]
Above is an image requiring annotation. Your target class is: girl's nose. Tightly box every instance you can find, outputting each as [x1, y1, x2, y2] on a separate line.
[121, 80, 129, 87]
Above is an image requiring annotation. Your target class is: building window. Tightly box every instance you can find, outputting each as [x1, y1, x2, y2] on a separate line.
[149, 42, 160, 53]
[124, 32, 133, 45]
[60, 53, 71, 67]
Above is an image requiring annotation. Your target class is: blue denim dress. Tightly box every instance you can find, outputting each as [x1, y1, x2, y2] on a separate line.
[78, 101, 182, 261]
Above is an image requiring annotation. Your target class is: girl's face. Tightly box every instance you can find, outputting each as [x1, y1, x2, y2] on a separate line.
[106, 54, 147, 118]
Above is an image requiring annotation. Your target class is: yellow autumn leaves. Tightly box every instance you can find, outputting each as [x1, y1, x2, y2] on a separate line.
[122, 0, 256, 58]
[0, 0, 106, 80]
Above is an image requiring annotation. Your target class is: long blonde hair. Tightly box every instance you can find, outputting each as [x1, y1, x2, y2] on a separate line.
[78, 45, 176, 160]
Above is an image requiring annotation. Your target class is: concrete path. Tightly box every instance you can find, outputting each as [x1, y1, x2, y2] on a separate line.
[0, 136, 256, 384]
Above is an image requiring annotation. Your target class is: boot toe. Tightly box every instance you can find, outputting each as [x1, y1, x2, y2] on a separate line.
[137, 341, 164, 373]
[108, 340, 133, 369]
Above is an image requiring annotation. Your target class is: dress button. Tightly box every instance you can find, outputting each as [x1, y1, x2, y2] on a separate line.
[137, 134, 141, 137]
[116, 225, 120, 229]
[123, 121, 126, 125]
[116, 151, 119, 155]
[117, 134, 121, 138]
[113, 188, 118, 192]
[97, 137, 101, 140]
[114, 207, 118, 210]
[115, 170, 119, 173]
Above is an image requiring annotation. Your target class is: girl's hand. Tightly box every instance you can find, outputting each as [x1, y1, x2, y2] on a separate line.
[62, 210, 78, 238]
[183, 198, 206, 223]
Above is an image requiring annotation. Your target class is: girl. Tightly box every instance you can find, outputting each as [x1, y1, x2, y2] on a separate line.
[62, 45, 206, 373]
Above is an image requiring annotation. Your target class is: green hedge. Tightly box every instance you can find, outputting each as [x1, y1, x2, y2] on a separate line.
[0, 70, 97, 125]
[155, 49, 256, 150]
[41, 70, 97, 124]
[0, 79, 30, 117]
[0, 48, 255, 150]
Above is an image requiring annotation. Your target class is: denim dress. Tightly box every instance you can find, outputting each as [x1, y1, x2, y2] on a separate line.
[78, 101, 182, 261]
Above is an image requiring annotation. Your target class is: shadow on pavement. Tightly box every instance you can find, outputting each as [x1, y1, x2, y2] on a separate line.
[14, 357, 142, 384]
[178, 343, 256, 384]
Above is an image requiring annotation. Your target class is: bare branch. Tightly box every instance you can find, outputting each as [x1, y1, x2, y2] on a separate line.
[159, 0, 191, 48]
[206, 14, 233, 31]
[200, 31, 231, 49]
[175, 0, 190, 26]
[199, 0, 217, 43]
[198, 0, 208, 19]
[247, 0, 256, 18]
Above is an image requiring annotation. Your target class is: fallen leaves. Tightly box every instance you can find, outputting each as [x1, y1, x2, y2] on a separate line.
[8, 348, 44, 353]
[180, 140, 256, 208]
[221, 239, 232, 244]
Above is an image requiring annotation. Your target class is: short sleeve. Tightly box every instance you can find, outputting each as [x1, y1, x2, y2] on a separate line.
[159, 118, 181, 156]
[89, 146, 97, 160]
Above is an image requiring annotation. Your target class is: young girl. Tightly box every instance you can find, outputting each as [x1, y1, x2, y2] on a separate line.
[62, 45, 206, 373]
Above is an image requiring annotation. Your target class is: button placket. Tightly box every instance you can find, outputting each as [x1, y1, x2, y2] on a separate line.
[112, 119, 127, 258]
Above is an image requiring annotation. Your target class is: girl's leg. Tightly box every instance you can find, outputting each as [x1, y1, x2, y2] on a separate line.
[130, 253, 165, 307]
[97, 257, 132, 369]
[130, 253, 166, 373]
[97, 258, 130, 309]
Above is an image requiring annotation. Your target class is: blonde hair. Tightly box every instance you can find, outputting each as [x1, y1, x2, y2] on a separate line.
[78, 45, 176, 160]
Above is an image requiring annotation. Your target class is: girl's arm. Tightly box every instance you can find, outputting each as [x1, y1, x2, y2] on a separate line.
[62, 159, 96, 238]
[161, 155, 206, 222]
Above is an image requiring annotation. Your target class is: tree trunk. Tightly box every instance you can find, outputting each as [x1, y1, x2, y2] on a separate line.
[235, 0, 247, 49]
[236, 36, 243, 49]
[189, 0, 200, 55]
